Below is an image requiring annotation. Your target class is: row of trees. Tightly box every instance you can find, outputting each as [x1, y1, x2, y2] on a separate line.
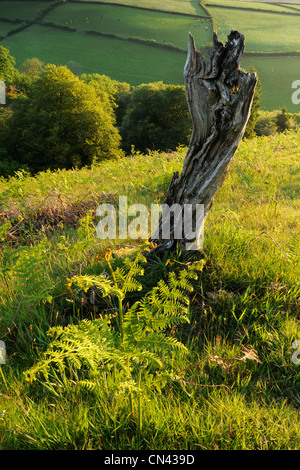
[0, 45, 265, 177]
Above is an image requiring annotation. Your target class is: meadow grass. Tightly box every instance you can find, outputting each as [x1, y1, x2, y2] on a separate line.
[74, 0, 206, 16]
[241, 55, 300, 113]
[0, 24, 186, 85]
[0, 131, 299, 450]
[0, 21, 24, 37]
[44, 3, 212, 50]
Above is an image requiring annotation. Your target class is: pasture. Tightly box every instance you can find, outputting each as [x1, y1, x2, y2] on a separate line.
[205, 0, 299, 13]
[44, 3, 212, 50]
[251, 0, 300, 3]
[0, 1, 50, 21]
[0, 21, 22, 37]
[0, 24, 187, 85]
[208, 6, 300, 52]
[241, 55, 300, 111]
[74, 0, 207, 16]
[0, 0, 299, 111]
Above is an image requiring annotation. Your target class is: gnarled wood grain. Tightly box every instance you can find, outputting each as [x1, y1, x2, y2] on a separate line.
[150, 30, 257, 253]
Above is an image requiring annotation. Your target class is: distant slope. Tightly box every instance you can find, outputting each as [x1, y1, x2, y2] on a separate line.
[0, 0, 299, 111]
[207, 5, 300, 52]
[72, 0, 206, 15]
[44, 2, 212, 50]
[0, 23, 187, 85]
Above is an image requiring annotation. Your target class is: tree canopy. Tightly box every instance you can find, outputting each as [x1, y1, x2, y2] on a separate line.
[0, 45, 17, 83]
[119, 82, 192, 153]
[3, 64, 121, 172]
[20, 57, 44, 78]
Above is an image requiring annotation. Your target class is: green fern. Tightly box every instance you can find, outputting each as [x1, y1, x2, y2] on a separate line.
[66, 273, 125, 302]
[25, 318, 130, 385]
[25, 246, 205, 430]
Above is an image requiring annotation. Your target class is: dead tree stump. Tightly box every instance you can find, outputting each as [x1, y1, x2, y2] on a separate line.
[150, 30, 257, 253]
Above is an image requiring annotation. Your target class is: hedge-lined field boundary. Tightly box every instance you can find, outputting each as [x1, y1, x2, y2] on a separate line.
[0, 0, 213, 49]
[34, 20, 188, 53]
[70, 0, 211, 19]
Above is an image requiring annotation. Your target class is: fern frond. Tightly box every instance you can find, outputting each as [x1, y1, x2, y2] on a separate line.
[25, 248, 205, 400]
[66, 274, 124, 301]
[123, 264, 194, 356]
[126, 330, 188, 355]
[114, 249, 146, 293]
[124, 348, 163, 369]
[25, 319, 129, 385]
[77, 380, 98, 392]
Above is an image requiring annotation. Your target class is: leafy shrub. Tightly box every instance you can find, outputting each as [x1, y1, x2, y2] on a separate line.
[3, 65, 122, 172]
[0, 45, 17, 83]
[275, 107, 296, 133]
[255, 116, 277, 136]
[119, 82, 192, 153]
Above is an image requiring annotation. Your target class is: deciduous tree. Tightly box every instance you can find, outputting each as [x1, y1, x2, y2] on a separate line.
[120, 82, 192, 153]
[4, 65, 121, 172]
[0, 46, 17, 83]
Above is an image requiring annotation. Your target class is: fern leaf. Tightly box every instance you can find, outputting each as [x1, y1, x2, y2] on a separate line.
[24, 318, 129, 385]
[66, 274, 124, 301]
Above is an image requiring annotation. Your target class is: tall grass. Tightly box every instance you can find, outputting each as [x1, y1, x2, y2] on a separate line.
[0, 131, 299, 450]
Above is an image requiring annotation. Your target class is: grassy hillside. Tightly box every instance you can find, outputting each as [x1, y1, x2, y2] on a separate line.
[0, 131, 299, 450]
[44, 2, 212, 50]
[205, 0, 300, 13]
[74, 0, 206, 15]
[0, 1, 50, 20]
[0, 24, 187, 84]
[0, 0, 299, 110]
[208, 5, 300, 52]
[77, 0, 300, 15]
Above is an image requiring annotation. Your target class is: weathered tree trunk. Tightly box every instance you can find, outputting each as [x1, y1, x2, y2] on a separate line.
[150, 30, 257, 253]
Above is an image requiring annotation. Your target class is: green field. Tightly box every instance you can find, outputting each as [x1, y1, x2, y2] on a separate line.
[0, 24, 186, 85]
[75, 0, 207, 15]
[208, 7, 300, 52]
[0, 1, 50, 20]
[45, 3, 212, 50]
[0, 0, 299, 110]
[242, 55, 300, 111]
[205, 0, 298, 13]
[251, 0, 300, 3]
[0, 21, 23, 37]
[283, 4, 300, 10]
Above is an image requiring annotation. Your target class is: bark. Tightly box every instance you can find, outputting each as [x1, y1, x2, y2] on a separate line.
[150, 30, 257, 253]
